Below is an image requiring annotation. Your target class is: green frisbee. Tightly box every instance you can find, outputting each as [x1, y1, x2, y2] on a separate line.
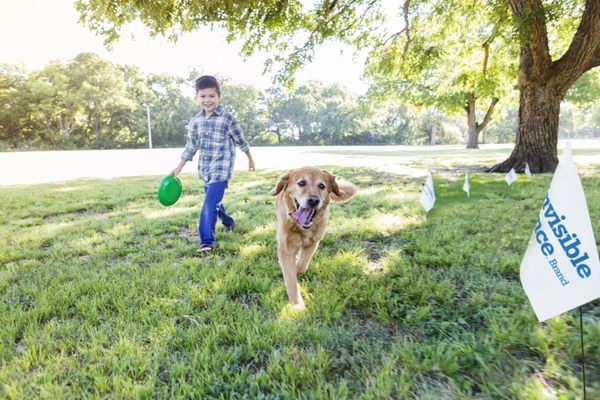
[157, 174, 182, 206]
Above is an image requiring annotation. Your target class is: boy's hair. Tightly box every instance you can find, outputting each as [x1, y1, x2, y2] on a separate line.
[195, 75, 220, 94]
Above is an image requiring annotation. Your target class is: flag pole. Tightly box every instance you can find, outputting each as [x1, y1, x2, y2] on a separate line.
[579, 306, 587, 399]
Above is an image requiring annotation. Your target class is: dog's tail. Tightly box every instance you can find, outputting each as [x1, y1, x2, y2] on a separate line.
[330, 181, 357, 202]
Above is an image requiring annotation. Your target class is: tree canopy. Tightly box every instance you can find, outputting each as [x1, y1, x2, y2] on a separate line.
[75, 0, 600, 171]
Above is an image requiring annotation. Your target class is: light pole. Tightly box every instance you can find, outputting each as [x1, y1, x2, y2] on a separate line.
[142, 103, 153, 149]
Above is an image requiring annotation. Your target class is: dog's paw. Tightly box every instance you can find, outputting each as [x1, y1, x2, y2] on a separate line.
[296, 264, 308, 275]
[290, 301, 306, 310]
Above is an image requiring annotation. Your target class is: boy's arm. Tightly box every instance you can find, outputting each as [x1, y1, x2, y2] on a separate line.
[171, 159, 188, 176]
[173, 117, 198, 175]
[229, 116, 254, 171]
[245, 150, 255, 172]
[229, 116, 250, 153]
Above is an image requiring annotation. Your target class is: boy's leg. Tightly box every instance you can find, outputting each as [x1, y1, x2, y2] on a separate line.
[217, 203, 235, 230]
[198, 181, 228, 247]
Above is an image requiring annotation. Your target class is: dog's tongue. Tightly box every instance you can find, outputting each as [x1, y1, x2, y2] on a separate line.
[290, 207, 312, 226]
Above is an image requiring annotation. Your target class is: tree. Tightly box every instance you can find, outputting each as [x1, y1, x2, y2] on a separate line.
[266, 83, 321, 144]
[65, 53, 136, 148]
[220, 80, 266, 144]
[32, 62, 82, 147]
[365, 0, 515, 149]
[487, 0, 600, 172]
[0, 64, 34, 148]
[261, 82, 361, 145]
[262, 87, 290, 144]
[143, 73, 197, 148]
[312, 84, 361, 144]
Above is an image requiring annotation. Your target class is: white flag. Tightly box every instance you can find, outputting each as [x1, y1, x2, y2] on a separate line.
[520, 142, 600, 321]
[525, 162, 532, 177]
[463, 173, 470, 197]
[420, 173, 436, 212]
[505, 168, 517, 186]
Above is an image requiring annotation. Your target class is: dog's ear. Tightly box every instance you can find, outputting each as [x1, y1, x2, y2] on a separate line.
[325, 170, 357, 202]
[324, 170, 342, 196]
[271, 172, 290, 195]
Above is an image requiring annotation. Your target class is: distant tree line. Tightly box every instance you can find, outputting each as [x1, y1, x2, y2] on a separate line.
[1, 52, 599, 151]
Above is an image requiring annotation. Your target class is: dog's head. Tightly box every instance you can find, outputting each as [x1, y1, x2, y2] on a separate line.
[271, 167, 354, 230]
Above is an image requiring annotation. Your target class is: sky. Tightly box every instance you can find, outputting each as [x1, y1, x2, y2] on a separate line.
[0, 0, 372, 93]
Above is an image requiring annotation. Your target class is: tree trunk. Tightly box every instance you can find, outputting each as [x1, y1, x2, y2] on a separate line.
[94, 115, 101, 146]
[466, 98, 478, 149]
[429, 124, 436, 145]
[466, 96, 498, 149]
[276, 127, 282, 143]
[488, 83, 560, 173]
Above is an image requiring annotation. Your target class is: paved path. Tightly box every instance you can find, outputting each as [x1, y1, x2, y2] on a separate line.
[1, 141, 598, 185]
[0, 145, 444, 185]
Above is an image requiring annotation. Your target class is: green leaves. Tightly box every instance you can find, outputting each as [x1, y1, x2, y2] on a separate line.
[366, 0, 516, 115]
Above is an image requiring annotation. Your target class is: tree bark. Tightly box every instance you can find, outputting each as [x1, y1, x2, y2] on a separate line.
[488, 82, 560, 172]
[466, 95, 498, 149]
[466, 97, 478, 149]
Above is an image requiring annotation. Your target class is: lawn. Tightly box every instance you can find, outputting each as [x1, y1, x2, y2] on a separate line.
[1, 160, 599, 398]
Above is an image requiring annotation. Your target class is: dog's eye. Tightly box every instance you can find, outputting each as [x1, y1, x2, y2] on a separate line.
[297, 180, 306, 187]
[318, 183, 326, 190]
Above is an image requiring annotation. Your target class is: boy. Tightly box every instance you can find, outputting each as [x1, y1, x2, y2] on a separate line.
[171, 75, 255, 254]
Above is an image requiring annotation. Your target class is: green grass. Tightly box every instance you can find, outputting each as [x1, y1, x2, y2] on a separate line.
[1, 165, 599, 399]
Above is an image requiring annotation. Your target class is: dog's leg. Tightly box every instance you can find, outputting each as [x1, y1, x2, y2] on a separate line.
[278, 246, 305, 308]
[296, 240, 320, 275]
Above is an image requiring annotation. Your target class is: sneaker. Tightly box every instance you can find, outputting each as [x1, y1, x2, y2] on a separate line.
[223, 224, 236, 233]
[196, 244, 213, 255]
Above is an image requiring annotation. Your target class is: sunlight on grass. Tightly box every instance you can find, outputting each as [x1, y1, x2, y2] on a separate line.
[382, 192, 413, 201]
[239, 243, 266, 259]
[371, 214, 406, 230]
[52, 186, 79, 192]
[235, 179, 271, 191]
[248, 224, 276, 237]
[13, 220, 77, 246]
[106, 223, 133, 237]
[278, 302, 308, 320]
[141, 205, 190, 219]
[359, 186, 384, 195]
[68, 232, 104, 251]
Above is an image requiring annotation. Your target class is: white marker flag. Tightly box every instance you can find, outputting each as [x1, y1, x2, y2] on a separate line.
[525, 162, 532, 177]
[505, 168, 517, 186]
[420, 173, 436, 212]
[463, 173, 470, 198]
[520, 142, 600, 321]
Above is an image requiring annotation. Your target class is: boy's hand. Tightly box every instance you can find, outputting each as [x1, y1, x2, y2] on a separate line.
[171, 160, 187, 176]
[171, 166, 182, 176]
[248, 159, 256, 172]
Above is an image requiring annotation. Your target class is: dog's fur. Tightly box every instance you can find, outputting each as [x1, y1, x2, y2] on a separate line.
[271, 166, 357, 308]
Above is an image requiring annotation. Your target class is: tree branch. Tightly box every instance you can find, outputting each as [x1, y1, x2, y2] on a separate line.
[481, 16, 505, 76]
[401, 0, 411, 55]
[552, 0, 600, 82]
[376, 0, 411, 55]
[476, 98, 499, 134]
[506, 0, 552, 75]
[589, 47, 600, 69]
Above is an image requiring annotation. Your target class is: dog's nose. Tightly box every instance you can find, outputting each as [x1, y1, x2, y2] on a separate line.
[307, 196, 320, 208]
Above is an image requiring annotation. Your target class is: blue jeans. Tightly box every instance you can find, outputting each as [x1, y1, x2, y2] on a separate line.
[199, 181, 235, 246]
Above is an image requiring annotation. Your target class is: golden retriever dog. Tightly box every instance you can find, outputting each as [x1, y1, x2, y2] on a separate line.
[271, 166, 357, 308]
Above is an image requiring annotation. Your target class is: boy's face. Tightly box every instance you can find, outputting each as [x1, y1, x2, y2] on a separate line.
[196, 87, 221, 115]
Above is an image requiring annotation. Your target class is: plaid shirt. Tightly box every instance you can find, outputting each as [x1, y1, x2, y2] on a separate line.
[181, 106, 250, 184]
